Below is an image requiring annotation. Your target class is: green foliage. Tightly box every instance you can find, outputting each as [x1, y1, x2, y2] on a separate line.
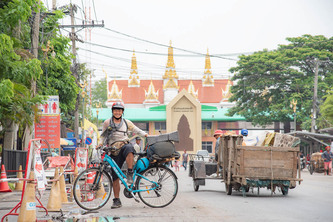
[0, 0, 34, 36]
[91, 78, 107, 108]
[320, 90, 333, 126]
[228, 35, 333, 130]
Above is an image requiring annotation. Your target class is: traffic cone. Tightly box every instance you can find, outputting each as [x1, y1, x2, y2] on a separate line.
[96, 177, 106, 199]
[87, 171, 95, 184]
[59, 167, 69, 203]
[15, 165, 24, 191]
[0, 164, 12, 192]
[70, 166, 80, 201]
[47, 167, 62, 211]
[17, 172, 36, 222]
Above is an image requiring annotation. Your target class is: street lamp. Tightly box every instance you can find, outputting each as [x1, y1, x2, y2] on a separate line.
[95, 102, 101, 129]
[290, 99, 297, 132]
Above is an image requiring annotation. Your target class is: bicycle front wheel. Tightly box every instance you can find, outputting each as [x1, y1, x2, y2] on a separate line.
[136, 165, 178, 208]
[73, 167, 112, 211]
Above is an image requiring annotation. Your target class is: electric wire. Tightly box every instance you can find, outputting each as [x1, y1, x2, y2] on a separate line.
[102, 27, 238, 61]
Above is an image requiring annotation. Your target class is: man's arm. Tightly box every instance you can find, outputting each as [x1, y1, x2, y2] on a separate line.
[126, 119, 147, 137]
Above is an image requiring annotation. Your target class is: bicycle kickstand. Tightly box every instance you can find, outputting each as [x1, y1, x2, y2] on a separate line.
[131, 192, 140, 203]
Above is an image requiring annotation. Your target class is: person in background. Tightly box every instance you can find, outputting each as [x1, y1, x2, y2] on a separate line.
[182, 149, 188, 171]
[134, 136, 142, 153]
[214, 130, 223, 162]
[174, 160, 180, 172]
[321, 146, 333, 176]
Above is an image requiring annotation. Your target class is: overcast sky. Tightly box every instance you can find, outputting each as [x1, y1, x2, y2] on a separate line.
[43, 0, 333, 82]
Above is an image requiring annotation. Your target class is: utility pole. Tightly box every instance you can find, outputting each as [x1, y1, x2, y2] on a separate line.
[69, 3, 80, 142]
[65, 3, 104, 143]
[52, 0, 56, 11]
[311, 58, 319, 133]
[31, 0, 41, 94]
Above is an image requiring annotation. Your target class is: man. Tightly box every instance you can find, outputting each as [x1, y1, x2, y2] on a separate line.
[182, 149, 188, 171]
[321, 146, 333, 176]
[214, 130, 223, 162]
[101, 102, 148, 208]
[134, 136, 142, 153]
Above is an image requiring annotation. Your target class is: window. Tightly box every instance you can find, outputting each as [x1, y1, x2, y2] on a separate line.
[133, 122, 149, 131]
[202, 141, 213, 153]
[202, 121, 212, 130]
[154, 122, 166, 131]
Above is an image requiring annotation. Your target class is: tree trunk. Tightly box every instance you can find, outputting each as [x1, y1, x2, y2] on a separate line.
[23, 0, 41, 150]
[3, 120, 17, 150]
[274, 122, 280, 132]
[283, 121, 291, 133]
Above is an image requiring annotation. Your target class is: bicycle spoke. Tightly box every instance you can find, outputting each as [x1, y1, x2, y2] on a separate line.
[73, 168, 112, 211]
[136, 165, 178, 208]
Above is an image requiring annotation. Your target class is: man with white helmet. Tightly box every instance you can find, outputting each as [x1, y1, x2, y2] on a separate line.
[101, 102, 148, 208]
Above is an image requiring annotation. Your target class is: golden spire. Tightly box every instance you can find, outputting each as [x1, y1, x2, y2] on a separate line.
[187, 80, 198, 99]
[221, 79, 232, 101]
[202, 48, 214, 87]
[144, 80, 160, 103]
[128, 50, 140, 87]
[163, 41, 178, 80]
[108, 80, 122, 101]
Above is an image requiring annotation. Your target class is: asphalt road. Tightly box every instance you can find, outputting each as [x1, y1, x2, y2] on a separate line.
[1, 167, 332, 222]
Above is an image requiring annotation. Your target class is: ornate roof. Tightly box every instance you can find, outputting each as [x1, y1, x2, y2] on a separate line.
[144, 81, 160, 104]
[163, 41, 178, 80]
[128, 51, 140, 87]
[202, 49, 214, 87]
[221, 79, 233, 102]
[187, 80, 198, 99]
[108, 80, 122, 102]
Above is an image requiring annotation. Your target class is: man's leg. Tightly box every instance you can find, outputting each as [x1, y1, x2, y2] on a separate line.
[113, 178, 120, 198]
[126, 152, 134, 169]
[122, 144, 135, 184]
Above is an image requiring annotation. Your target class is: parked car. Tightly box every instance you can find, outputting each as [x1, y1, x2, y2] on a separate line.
[196, 150, 213, 162]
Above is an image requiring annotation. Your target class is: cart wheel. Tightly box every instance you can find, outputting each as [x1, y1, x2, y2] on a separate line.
[309, 164, 314, 175]
[281, 186, 289, 195]
[193, 183, 199, 192]
[225, 183, 232, 195]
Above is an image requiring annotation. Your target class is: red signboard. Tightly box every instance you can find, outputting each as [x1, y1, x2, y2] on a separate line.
[35, 115, 60, 149]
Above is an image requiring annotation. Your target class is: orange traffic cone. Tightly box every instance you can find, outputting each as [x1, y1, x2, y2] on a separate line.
[17, 172, 36, 222]
[59, 167, 69, 203]
[15, 165, 24, 191]
[87, 171, 95, 184]
[0, 164, 12, 192]
[47, 167, 62, 211]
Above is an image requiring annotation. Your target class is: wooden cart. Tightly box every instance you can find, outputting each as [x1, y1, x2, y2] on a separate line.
[220, 135, 302, 196]
[308, 152, 325, 175]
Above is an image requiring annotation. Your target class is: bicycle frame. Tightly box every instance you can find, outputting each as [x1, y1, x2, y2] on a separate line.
[99, 153, 159, 194]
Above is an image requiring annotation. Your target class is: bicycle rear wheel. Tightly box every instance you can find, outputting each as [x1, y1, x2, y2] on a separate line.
[73, 167, 112, 211]
[136, 165, 178, 208]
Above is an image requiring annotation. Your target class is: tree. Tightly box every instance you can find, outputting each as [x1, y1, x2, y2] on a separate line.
[319, 90, 333, 127]
[91, 78, 108, 108]
[228, 35, 333, 131]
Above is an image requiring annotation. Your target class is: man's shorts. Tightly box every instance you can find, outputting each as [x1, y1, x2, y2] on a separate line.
[324, 161, 332, 169]
[109, 143, 135, 180]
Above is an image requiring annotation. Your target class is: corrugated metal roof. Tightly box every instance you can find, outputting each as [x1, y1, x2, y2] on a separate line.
[92, 107, 245, 122]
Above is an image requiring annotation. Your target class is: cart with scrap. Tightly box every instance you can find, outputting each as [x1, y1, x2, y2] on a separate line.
[221, 134, 302, 196]
[188, 153, 223, 191]
[308, 152, 325, 175]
